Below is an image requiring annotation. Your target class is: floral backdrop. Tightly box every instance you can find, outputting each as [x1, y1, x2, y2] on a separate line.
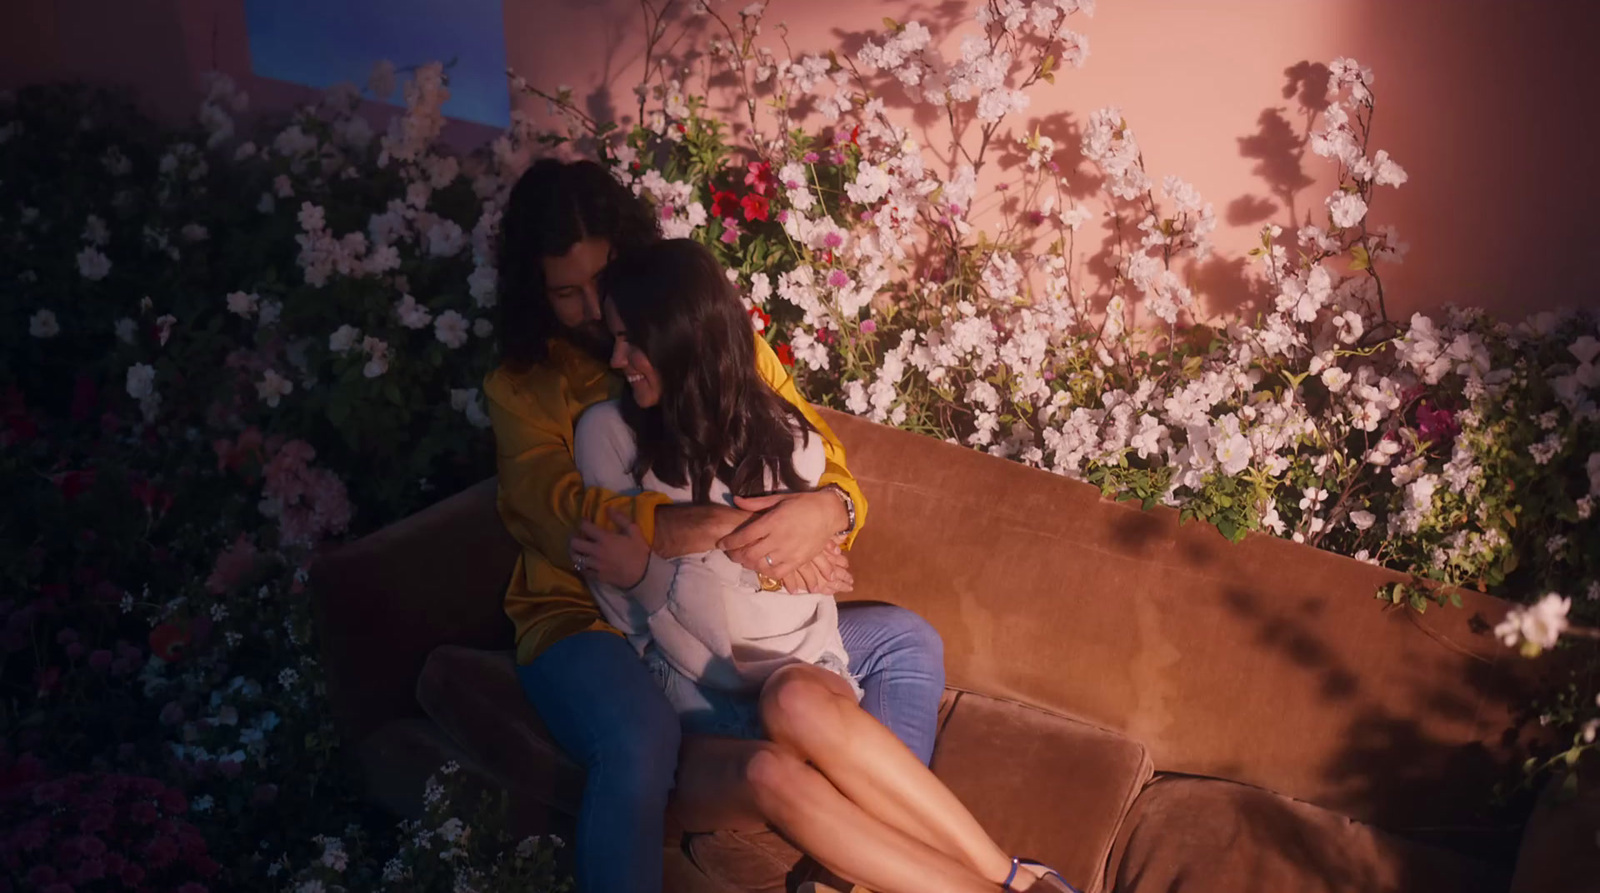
[2, 0, 1597, 889]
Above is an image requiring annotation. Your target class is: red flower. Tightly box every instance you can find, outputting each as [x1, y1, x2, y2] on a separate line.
[775, 343, 795, 367]
[52, 469, 97, 502]
[850, 124, 861, 147]
[149, 623, 191, 662]
[1416, 400, 1459, 444]
[159, 788, 188, 815]
[748, 306, 771, 333]
[2, 385, 38, 445]
[674, 122, 687, 135]
[741, 193, 770, 222]
[710, 189, 741, 219]
[128, 476, 174, 516]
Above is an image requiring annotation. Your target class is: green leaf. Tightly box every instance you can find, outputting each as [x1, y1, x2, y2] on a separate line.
[1449, 592, 1463, 609]
[1349, 244, 1371, 272]
[1216, 518, 1239, 541]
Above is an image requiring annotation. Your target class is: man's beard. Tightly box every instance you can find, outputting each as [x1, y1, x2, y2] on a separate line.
[561, 320, 614, 363]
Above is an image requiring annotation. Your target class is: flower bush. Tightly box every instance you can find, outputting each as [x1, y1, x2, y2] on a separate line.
[1, 0, 1596, 886]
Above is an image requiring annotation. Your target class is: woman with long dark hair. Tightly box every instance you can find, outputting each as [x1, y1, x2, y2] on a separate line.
[569, 239, 1076, 893]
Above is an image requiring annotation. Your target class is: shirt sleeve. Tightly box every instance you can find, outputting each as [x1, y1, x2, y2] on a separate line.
[484, 368, 673, 565]
[751, 334, 868, 546]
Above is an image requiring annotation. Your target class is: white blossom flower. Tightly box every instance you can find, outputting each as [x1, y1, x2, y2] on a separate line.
[362, 336, 390, 378]
[1326, 192, 1367, 229]
[329, 325, 362, 353]
[434, 310, 469, 349]
[257, 369, 294, 408]
[451, 388, 492, 429]
[155, 314, 176, 346]
[126, 363, 156, 399]
[226, 291, 259, 317]
[473, 318, 493, 338]
[1349, 510, 1376, 530]
[395, 293, 434, 329]
[114, 318, 137, 344]
[29, 309, 60, 338]
[468, 264, 498, 307]
[83, 214, 110, 246]
[257, 299, 282, 329]
[77, 246, 111, 280]
[1494, 593, 1570, 654]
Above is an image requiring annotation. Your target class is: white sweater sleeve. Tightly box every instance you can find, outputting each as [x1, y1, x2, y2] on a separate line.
[572, 402, 677, 615]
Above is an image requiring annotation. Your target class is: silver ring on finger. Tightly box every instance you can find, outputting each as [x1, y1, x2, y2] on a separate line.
[764, 554, 775, 567]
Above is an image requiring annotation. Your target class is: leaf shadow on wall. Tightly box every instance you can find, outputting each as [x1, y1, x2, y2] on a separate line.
[1193, 61, 1334, 319]
[1218, 584, 1546, 871]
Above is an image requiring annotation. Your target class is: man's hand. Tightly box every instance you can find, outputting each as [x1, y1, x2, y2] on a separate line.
[719, 490, 849, 581]
[781, 541, 853, 595]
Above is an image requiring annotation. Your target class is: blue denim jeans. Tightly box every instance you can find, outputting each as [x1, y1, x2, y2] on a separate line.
[516, 602, 945, 892]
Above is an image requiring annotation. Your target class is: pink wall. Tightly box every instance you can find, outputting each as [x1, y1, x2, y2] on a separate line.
[5, 0, 1596, 321]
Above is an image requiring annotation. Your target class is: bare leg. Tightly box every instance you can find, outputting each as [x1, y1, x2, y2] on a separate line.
[760, 664, 1046, 886]
[671, 734, 1000, 893]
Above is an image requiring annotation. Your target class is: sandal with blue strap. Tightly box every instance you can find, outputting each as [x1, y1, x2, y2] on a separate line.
[1001, 857, 1082, 893]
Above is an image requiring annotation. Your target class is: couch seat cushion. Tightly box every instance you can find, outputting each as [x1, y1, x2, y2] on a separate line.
[931, 691, 1152, 893]
[415, 645, 587, 819]
[1108, 776, 1507, 893]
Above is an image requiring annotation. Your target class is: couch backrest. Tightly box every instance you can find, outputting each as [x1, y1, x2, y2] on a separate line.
[311, 478, 518, 744]
[826, 409, 1545, 834]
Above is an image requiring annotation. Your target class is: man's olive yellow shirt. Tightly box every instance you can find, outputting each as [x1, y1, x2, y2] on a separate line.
[483, 334, 867, 666]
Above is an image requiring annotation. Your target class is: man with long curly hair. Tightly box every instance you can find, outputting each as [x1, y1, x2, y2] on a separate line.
[484, 159, 946, 891]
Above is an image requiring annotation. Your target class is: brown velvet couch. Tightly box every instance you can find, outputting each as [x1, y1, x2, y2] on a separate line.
[311, 409, 1597, 892]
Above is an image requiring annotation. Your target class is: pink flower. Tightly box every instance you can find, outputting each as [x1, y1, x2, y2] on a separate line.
[823, 231, 843, 249]
[827, 270, 850, 288]
[204, 534, 257, 594]
[260, 439, 352, 548]
[859, 319, 877, 334]
[744, 160, 774, 195]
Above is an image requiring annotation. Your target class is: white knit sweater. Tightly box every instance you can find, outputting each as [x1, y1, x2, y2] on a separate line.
[573, 400, 853, 694]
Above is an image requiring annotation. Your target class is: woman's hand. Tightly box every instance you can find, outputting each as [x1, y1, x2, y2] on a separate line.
[718, 490, 849, 581]
[782, 539, 854, 595]
[570, 509, 651, 589]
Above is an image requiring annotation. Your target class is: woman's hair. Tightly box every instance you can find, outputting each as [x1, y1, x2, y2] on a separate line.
[601, 239, 816, 503]
[495, 159, 661, 370]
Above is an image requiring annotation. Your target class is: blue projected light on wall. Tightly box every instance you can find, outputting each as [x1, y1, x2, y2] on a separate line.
[243, 0, 509, 127]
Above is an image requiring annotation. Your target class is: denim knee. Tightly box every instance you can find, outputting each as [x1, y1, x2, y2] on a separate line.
[880, 607, 946, 681]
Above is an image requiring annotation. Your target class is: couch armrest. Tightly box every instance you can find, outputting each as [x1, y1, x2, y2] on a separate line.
[1509, 771, 1600, 893]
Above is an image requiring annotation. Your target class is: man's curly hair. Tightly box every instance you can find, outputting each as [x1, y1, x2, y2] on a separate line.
[494, 159, 661, 371]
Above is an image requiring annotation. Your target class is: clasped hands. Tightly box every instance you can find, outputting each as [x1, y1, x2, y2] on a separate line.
[569, 490, 853, 596]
